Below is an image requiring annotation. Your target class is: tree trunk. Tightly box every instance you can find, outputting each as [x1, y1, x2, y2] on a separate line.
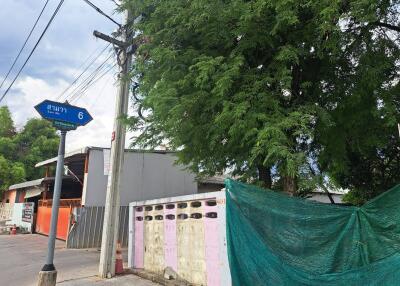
[258, 165, 272, 189]
[283, 175, 297, 195]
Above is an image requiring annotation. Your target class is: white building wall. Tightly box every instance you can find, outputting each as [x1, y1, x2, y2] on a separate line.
[7, 203, 34, 232]
[82, 149, 198, 206]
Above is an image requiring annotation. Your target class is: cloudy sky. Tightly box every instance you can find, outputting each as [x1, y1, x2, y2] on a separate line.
[0, 0, 135, 152]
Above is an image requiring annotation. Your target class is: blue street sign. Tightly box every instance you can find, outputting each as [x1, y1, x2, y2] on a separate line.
[35, 100, 93, 129]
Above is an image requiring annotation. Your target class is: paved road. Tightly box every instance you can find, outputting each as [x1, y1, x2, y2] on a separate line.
[0, 234, 157, 286]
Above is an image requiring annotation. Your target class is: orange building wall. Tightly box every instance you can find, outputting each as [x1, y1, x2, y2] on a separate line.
[3, 190, 16, 204]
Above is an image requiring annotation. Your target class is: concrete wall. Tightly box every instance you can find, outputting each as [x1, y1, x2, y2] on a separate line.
[7, 203, 34, 232]
[82, 149, 198, 206]
[128, 192, 232, 286]
[0, 203, 13, 221]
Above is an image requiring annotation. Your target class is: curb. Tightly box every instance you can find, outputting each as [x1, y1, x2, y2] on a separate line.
[128, 269, 195, 286]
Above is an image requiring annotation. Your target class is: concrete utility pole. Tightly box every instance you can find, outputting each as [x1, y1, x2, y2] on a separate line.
[38, 131, 66, 286]
[96, 9, 134, 278]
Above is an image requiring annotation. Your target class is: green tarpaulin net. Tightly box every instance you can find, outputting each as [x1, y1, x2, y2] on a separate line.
[225, 179, 400, 286]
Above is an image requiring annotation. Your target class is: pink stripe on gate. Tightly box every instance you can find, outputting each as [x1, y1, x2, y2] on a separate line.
[134, 207, 144, 268]
[204, 200, 221, 286]
[164, 203, 177, 271]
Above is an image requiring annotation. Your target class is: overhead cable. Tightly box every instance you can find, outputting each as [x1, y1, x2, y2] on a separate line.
[71, 62, 117, 103]
[56, 43, 110, 101]
[66, 53, 114, 102]
[0, 0, 65, 104]
[66, 53, 114, 101]
[82, 0, 121, 27]
[68, 58, 115, 102]
[0, 0, 51, 92]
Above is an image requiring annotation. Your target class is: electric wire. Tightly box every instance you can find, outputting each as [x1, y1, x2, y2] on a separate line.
[88, 72, 114, 109]
[0, 0, 51, 92]
[0, 0, 65, 104]
[56, 43, 111, 101]
[65, 52, 114, 102]
[69, 59, 115, 103]
[75, 64, 115, 98]
[82, 0, 121, 27]
[72, 62, 117, 103]
[66, 53, 114, 101]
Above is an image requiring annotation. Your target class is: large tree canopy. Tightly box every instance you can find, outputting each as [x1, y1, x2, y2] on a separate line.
[0, 107, 59, 195]
[124, 0, 400, 204]
[0, 106, 15, 137]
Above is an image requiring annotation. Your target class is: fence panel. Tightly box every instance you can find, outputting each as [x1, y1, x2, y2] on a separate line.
[67, 206, 129, 249]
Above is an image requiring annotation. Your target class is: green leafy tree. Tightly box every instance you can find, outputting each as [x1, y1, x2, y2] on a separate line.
[0, 110, 59, 196]
[14, 119, 59, 180]
[123, 0, 399, 200]
[0, 106, 15, 137]
[0, 156, 25, 192]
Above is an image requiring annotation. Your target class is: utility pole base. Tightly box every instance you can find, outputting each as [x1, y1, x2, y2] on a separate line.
[38, 270, 57, 286]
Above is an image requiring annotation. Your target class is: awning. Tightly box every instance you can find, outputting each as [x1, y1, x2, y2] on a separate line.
[24, 187, 44, 199]
[9, 178, 45, 190]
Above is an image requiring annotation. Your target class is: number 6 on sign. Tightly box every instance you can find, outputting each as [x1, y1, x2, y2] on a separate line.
[78, 112, 83, 120]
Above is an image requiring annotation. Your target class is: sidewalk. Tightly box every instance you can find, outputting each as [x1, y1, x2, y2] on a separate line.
[58, 274, 159, 286]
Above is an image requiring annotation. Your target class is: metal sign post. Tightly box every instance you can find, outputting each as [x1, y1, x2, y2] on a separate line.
[35, 100, 92, 286]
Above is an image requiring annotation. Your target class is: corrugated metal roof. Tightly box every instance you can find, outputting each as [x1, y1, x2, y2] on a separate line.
[34, 146, 177, 168]
[8, 176, 76, 191]
[9, 178, 45, 190]
[198, 175, 226, 185]
[35, 147, 89, 167]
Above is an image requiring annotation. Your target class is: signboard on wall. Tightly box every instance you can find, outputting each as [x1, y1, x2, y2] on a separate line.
[22, 202, 34, 223]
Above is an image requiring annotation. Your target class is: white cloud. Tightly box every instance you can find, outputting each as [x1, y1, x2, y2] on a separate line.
[3, 73, 136, 153]
[0, 1, 138, 155]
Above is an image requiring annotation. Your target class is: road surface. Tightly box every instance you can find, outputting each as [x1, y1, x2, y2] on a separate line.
[0, 234, 157, 286]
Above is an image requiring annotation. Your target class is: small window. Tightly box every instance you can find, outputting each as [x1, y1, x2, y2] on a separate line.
[206, 200, 217, 207]
[155, 205, 163, 210]
[178, 214, 188, 220]
[190, 213, 203, 219]
[145, 216, 153, 221]
[191, 201, 202, 208]
[166, 214, 175, 220]
[145, 206, 153, 211]
[206, 212, 218, 218]
[178, 202, 187, 209]
[136, 216, 143, 221]
[166, 204, 175, 209]
[136, 206, 143, 212]
[155, 215, 163, 220]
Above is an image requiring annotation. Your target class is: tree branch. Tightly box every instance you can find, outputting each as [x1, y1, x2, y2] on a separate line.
[371, 21, 400, 33]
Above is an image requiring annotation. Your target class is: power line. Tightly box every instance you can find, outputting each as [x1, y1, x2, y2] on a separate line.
[56, 43, 110, 101]
[88, 72, 114, 109]
[82, 0, 121, 27]
[72, 62, 117, 103]
[68, 57, 115, 102]
[0, 0, 65, 104]
[65, 53, 114, 102]
[111, 0, 121, 7]
[0, 0, 51, 92]
[65, 52, 113, 101]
